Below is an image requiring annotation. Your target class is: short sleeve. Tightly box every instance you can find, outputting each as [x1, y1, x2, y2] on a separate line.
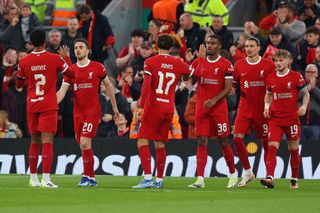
[63, 75, 72, 85]
[16, 60, 26, 80]
[296, 72, 306, 90]
[179, 60, 191, 76]
[225, 62, 233, 79]
[266, 76, 272, 93]
[57, 56, 69, 73]
[189, 59, 201, 77]
[144, 59, 152, 76]
[98, 63, 107, 79]
[233, 62, 239, 84]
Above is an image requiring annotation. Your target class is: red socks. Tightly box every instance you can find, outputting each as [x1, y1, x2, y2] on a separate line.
[156, 147, 166, 178]
[42, 143, 53, 174]
[266, 146, 278, 177]
[233, 137, 251, 170]
[28, 143, 40, 173]
[261, 139, 268, 164]
[290, 149, 300, 179]
[138, 145, 151, 175]
[82, 148, 95, 178]
[222, 143, 236, 174]
[197, 145, 208, 177]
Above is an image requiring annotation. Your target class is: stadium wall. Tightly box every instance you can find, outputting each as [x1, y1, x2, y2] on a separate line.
[1, 139, 319, 179]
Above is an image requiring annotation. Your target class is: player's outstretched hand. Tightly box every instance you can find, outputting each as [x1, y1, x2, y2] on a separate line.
[298, 106, 307, 116]
[58, 45, 70, 58]
[195, 44, 206, 58]
[263, 108, 270, 118]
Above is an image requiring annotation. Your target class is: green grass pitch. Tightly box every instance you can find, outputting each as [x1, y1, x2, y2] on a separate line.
[0, 175, 319, 213]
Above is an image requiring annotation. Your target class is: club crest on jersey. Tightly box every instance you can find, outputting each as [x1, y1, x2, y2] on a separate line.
[214, 68, 219, 75]
[88, 72, 93, 79]
[260, 70, 264, 77]
[287, 81, 291, 89]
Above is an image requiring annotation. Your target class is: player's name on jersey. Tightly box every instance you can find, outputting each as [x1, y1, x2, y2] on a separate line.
[31, 65, 46, 71]
[161, 63, 173, 69]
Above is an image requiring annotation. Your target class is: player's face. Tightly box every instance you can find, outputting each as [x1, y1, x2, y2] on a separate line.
[205, 37, 221, 56]
[245, 40, 260, 58]
[74, 42, 89, 60]
[274, 57, 289, 72]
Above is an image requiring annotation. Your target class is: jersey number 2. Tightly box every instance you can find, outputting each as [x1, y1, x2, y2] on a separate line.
[156, 72, 176, 95]
[34, 74, 46, 96]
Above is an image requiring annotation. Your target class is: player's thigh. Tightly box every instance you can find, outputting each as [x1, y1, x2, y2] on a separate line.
[268, 122, 284, 143]
[158, 113, 174, 142]
[283, 123, 301, 141]
[253, 118, 268, 139]
[233, 115, 251, 135]
[37, 110, 58, 134]
[212, 114, 230, 139]
[73, 116, 82, 144]
[195, 113, 212, 137]
[27, 112, 40, 135]
[79, 115, 100, 140]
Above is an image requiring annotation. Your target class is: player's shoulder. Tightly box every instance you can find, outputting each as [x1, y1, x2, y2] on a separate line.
[219, 56, 233, 66]
[290, 70, 304, 79]
[260, 57, 275, 66]
[234, 58, 247, 67]
[89, 60, 104, 68]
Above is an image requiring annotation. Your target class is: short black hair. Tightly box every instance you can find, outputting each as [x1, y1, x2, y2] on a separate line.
[157, 34, 174, 50]
[248, 36, 261, 46]
[306, 26, 320, 35]
[77, 4, 91, 15]
[269, 27, 282, 35]
[74, 38, 89, 48]
[130, 29, 145, 38]
[30, 28, 46, 47]
[206, 34, 222, 44]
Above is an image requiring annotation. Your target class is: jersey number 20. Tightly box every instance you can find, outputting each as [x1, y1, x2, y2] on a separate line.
[156, 72, 176, 95]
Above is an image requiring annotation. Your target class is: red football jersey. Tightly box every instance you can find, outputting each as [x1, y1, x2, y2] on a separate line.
[266, 70, 306, 125]
[17, 50, 69, 113]
[233, 57, 275, 118]
[63, 60, 107, 116]
[191, 56, 233, 115]
[142, 54, 190, 114]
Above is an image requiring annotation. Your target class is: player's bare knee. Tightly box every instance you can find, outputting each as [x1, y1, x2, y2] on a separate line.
[287, 140, 299, 150]
[154, 141, 165, 149]
[197, 136, 208, 146]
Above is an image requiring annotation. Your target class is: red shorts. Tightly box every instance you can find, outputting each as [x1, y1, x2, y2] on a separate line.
[195, 113, 230, 138]
[137, 111, 173, 142]
[28, 110, 58, 134]
[74, 115, 100, 143]
[234, 114, 268, 139]
[268, 121, 301, 142]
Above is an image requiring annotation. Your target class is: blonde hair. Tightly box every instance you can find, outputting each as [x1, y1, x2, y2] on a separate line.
[273, 49, 291, 59]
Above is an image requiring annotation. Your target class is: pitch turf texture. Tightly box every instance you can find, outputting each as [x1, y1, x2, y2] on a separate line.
[0, 175, 319, 213]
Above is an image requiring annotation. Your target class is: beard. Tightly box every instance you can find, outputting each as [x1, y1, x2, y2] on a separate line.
[77, 55, 86, 61]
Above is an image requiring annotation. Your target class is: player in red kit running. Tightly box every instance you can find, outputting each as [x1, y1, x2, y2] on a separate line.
[187, 34, 237, 189]
[16, 28, 75, 188]
[132, 34, 191, 189]
[261, 49, 309, 189]
[232, 37, 275, 187]
[57, 38, 119, 187]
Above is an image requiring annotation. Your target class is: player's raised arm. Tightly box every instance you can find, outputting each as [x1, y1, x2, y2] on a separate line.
[103, 75, 119, 120]
[58, 45, 75, 79]
[56, 83, 70, 104]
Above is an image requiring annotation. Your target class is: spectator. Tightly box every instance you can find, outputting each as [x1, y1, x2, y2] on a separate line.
[313, 46, 320, 74]
[147, 19, 162, 54]
[118, 65, 141, 103]
[0, 6, 25, 50]
[113, 113, 130, 138]
[260, 27, 297, 64]
[315, 16, 320, 29]
[45, 0, 86, 26]
[275, 4, 306, 46]
[230, 33, 250, 62]
[116, 29, 145, 69]
[1, 47, 18, 94]
[297, 26, 320, 71]
[298, 0, 320, 28]
[24, 0, 47, 23]
[179, 13, 206, 52]
[1, 74, 27, 137]
[244, 21, 266, 46]
[0, 110, 23, 138]
[77, 4, 115, 63]
[300, 64, 320, 140]
[46, 28, 62, 53]
[209, 15, 233, 51]
[184, 0, 229, 27]
[62, 17, 82, 63]
[19, 4, 42, 43]
[148, 0, 184, 27]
